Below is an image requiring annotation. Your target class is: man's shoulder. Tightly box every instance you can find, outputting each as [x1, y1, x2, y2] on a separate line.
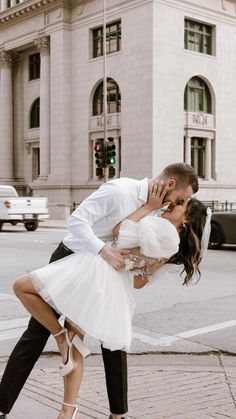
[106, 177, 142, 189]
[98, 177, 148, 202]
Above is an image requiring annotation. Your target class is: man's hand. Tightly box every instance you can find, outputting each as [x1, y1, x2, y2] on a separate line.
[99, 247, 130, 271]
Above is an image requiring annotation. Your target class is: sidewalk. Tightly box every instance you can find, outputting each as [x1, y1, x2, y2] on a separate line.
[1, 354, 236, 418]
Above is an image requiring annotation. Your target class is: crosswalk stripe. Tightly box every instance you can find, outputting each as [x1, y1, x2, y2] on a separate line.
[0, 292, 17, 301]
[0, 328, 28, 342]
[133, 320, 236, 347]
[0, 317, 29, 342]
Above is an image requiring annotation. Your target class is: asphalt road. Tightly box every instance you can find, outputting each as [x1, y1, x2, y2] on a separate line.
[0, 224, 236, 357]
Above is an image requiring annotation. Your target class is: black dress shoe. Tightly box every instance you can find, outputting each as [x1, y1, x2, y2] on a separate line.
[108, 416, 128, 419]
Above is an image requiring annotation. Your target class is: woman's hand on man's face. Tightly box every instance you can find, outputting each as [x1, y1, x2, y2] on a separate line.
[146, 180, 171, 210]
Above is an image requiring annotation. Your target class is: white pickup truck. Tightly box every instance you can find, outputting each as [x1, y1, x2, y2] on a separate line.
[0, 185, 49, 232]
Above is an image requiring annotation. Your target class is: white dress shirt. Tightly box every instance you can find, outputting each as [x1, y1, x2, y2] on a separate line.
[63, 177, 153, 254]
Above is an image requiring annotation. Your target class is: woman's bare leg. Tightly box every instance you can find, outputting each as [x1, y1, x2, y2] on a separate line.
[14, 274, 73, 363]
[14, 274, 62, 332]
[58, 324, 84, 419]
[14, 275, 85, 418]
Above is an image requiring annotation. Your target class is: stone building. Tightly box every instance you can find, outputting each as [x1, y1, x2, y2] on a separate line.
[0, 0, 236, 218]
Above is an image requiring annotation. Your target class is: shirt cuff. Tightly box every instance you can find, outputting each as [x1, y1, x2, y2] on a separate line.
[86, 236, 106, 255]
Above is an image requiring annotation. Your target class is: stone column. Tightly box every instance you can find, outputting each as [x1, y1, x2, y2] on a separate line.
[13, 53, 24, 181]
[185, 135, 191, 165]
[0, 50, 14, 182]
[205, 137, 212, 180]
[35, 35, 50, 180]
[1, 1, 8, 11]
[11, 0, 17, 6]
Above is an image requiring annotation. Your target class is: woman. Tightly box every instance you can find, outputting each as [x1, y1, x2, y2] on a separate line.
[13, 192, 211, 419]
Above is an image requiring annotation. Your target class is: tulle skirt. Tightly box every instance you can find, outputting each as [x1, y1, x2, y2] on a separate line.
[31, 251, 135, 351]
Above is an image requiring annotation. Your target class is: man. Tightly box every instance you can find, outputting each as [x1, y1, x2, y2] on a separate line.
[0, 163, 198, 419]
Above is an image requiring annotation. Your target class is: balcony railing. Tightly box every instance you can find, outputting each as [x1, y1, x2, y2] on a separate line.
[89, 113, 121, 132]
[203, 200, 236, 212]
[184, 111, 215, 130]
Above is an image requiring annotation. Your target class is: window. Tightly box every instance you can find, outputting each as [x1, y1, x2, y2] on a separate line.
[29, 53, 40, 81]
[30, 98, 40, 128]
[185, 19, 212, 55]
[92, 20, 121, 58]
[191, 137, 206, 178]
[93, 78, 121, 115]
[184, 77, 211, 113]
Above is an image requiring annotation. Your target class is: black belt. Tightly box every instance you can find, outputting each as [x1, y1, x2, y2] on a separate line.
[60, 241, 74, 254]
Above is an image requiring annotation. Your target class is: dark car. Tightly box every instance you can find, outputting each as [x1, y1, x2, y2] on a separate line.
[209, 211, 236, 249]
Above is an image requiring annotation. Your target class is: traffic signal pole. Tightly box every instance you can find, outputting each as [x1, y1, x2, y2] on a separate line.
[103, 0, 109, 182]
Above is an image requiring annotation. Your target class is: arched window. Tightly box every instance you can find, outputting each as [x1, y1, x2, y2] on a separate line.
[93, 78, 121, 116]
[30, 98, 40, 128]
[184, 77, 211, 113]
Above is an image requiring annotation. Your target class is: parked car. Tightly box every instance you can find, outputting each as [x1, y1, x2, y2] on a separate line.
[0, 185, 49, 232]
[209, 211, 236, 249]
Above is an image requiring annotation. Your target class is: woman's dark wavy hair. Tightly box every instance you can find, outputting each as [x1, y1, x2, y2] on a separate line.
[168, 198, 208, 285]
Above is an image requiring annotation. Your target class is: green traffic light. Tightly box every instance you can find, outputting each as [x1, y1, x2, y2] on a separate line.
[107, 157, 116, 164]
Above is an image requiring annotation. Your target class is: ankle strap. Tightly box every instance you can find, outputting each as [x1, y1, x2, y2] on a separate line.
[54, 328, 66, 338]
[63, 402, 77, 408]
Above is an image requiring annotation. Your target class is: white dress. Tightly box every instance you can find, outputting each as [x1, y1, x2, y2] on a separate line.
[31, 216, 179, 351]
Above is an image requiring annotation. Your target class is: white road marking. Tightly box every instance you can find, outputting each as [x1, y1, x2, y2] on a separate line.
[1, 289, 236, 347]
[133, 319, 236, 347]
[0, 317, 29, 342]
[0, 293, 17, 301]
[38, 228, 67, 232]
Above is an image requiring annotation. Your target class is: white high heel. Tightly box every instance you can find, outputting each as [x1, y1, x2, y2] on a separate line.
[62, 402, 79, 419]
[54, 328, 90, 377]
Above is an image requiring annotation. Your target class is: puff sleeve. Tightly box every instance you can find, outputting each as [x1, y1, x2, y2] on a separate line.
[117, 216, 180, 259]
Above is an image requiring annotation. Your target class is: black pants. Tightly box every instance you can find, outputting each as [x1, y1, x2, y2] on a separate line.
[0, 242, 128, 415]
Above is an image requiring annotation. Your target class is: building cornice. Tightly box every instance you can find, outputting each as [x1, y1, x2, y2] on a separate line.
[71, 0, 153, 30]
[0, 0, 73, 26]
[154, 0, 236, 23]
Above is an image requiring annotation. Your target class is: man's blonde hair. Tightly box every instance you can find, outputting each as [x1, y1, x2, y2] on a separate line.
[161, 163, 198, 193]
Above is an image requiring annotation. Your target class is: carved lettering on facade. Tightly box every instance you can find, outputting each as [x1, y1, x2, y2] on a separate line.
[0, 16, 44, 44]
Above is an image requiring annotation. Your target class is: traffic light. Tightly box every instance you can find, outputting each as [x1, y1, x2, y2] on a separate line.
[109, 166, 116, 178]
[96, 167, 104, 178]
[94, 138, 117, 179]
[94, 139, 104, 179]
[107, 138, 116, 178]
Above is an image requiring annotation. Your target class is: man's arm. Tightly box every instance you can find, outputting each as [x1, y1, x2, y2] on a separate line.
[113, 180, 169, 237]
[68, 183, 119, 254]
[68, 183, 130, 269]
